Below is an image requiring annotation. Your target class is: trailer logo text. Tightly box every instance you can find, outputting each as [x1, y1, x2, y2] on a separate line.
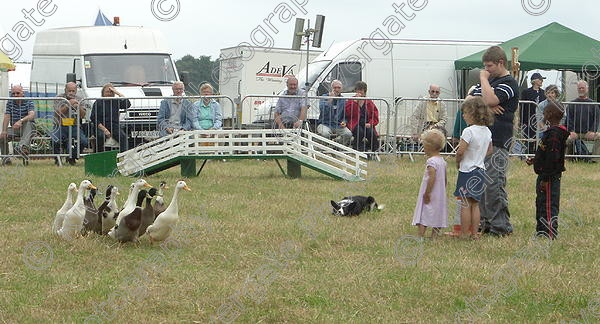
[256, 62, 296, 78]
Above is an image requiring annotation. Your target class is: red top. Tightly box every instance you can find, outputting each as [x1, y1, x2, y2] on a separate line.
[344, 98, 379, 135]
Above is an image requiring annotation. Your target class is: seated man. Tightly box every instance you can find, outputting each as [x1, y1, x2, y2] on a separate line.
[157, 81, 196, 137]
[410, 84, 448, 140]
[564, 80, 600, 161]
[274, 77, 307, 129]
[1, 85, 35, 165]
[52, 82, 89, 165]
[317, 80, 352, 145]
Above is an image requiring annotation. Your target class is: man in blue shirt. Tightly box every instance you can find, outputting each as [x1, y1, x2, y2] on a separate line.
[157, 82, 196, 137]
[317, 80, 352, 145]
[274, 77, 307, 129]
[1, 85, 35, 165]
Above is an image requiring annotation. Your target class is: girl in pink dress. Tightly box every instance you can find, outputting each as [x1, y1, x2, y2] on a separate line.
[412, 129, 448, 238]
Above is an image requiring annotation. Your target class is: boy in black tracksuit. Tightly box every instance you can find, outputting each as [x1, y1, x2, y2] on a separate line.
[526, 103, 569, 239]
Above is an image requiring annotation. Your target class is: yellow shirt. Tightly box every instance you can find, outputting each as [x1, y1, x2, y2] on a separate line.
[425, 101, 441, 123]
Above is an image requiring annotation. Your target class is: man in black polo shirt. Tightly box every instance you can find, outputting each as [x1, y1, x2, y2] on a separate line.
[466, 46, 519, 236]
[520, 73, 546, 153]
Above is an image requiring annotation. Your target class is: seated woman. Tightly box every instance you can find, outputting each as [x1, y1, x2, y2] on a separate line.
[90, 83, 131, 152]
[193, 83, 223, 131]
[345, 81, 380, 152]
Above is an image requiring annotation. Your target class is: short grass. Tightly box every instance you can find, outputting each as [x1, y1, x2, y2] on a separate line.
[0, 156, 599, 323]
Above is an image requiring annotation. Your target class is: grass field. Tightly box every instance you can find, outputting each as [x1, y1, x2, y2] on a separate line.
[0, 156, 599, 323]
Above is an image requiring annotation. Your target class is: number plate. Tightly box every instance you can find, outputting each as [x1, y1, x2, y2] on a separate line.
[130, 130, 160, 139]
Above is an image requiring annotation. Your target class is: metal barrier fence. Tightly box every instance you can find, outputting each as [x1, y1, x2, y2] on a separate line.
[240, 94, 392, 153]
[2, 93, 598, 165]
[1, 97, 76, 165]
[394, 98, 600, 159]
[561, 101, 600, 158]
[77, 95, 236, 157]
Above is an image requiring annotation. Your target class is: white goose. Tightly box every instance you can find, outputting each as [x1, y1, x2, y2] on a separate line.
[109, 179, 152, 237]
[58, 180, 96, 240]
[52, 183, 77, 234]
[145, 180, 191, 243]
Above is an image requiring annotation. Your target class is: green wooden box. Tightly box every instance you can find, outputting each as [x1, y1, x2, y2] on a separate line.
[84, 150, 119, 177]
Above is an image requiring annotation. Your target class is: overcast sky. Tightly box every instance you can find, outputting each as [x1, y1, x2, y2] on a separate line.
[1, 0, 599, 62]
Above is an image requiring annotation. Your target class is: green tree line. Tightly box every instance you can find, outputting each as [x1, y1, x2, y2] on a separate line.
[174, 55, 219, 95]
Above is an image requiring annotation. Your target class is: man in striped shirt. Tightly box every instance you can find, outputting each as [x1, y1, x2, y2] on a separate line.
[466, 46, 519, 236]
[1, 85, 35, 165]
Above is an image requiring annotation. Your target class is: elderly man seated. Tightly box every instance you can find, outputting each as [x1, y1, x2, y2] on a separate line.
[410, 84, 448, 141]
[274, 77, 308, 129]
[157, 81, 197, 137]
[317, 80, 352, 145]
[564, 80, 600, 161]
[1, 85, 35, 165]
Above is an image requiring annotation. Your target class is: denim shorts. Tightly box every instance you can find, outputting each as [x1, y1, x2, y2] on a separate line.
[454, 168, 486, 201]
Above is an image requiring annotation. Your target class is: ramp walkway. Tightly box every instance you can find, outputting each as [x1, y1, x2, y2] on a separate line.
[116, 129, 368, 181]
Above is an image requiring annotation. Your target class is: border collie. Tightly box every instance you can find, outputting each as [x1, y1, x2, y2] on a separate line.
[330, 196, 384, 216]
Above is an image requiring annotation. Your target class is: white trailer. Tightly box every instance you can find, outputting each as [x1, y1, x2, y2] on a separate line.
[254, 39, 501, 135]
[218, 46, 321, 125]
[30, 26, 180, 143]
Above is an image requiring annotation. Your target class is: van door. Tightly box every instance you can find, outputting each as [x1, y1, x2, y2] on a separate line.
[317, 62, 362, 96]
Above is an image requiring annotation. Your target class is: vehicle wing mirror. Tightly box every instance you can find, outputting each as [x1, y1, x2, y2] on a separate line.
[317, 81, 330, 96]
[66, 73, 77, 84]
[180, 71, 190, 89]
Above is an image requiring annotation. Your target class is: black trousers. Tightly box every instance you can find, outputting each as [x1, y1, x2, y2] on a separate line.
[535, 175, 561, 239]
[352, 125, 379, 152]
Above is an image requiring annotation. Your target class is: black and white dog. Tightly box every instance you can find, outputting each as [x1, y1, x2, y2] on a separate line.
[330, 196, 384, 216]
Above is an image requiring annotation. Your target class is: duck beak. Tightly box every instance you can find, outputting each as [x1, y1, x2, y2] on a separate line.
[144, 183, 153, 188]
[116, 192, 121, 195]
[183, 185, 192, 192]
[88, 184, 97, 190]
[164, 185, 170, 189]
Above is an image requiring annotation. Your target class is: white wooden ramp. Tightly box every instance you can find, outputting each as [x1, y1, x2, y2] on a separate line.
[116, 129, 368, 181]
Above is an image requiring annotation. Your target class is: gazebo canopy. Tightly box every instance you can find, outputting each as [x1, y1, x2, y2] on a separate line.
[455, 22, 600, 71]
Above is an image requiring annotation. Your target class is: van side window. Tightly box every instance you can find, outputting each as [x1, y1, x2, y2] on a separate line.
[319, 62, 362, 95]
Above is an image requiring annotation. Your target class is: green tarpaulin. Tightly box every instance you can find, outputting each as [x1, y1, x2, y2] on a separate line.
[455, 22, 600, 71]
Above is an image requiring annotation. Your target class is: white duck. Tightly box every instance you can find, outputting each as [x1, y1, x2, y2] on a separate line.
[52, 183, 77, 234]
[145, 180, 191, 243]
[58, 180, 96, 240]
[110, 179, 152, 236]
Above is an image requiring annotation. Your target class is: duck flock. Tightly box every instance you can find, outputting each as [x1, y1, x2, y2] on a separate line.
[52, 179, 191, 243]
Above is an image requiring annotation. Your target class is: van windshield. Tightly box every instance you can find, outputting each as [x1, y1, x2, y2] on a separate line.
[84, 54, 177, 87]
[296, 60, 331, 90]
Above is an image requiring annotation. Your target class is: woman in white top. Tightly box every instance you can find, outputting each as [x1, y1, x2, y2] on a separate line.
[454, 97, 494, 239]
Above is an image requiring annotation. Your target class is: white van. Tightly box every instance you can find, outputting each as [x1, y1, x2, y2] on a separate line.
[218, 46, 321, 125]
[253, 38, 500, 135]
[30, 26, 180, 145]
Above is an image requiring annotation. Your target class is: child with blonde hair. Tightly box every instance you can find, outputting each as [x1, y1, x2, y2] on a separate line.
[455, 97, 494, 239]
[412, 129, 448, 238]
